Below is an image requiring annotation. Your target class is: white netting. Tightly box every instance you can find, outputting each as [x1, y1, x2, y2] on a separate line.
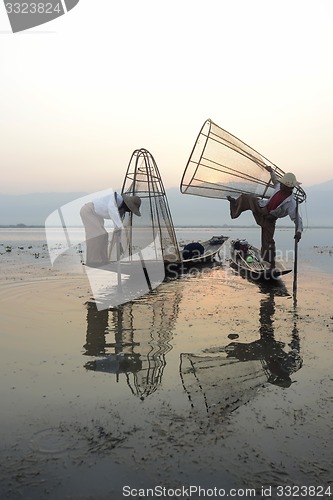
[181, 119, 306, 203]
[121, 149, 181, 264]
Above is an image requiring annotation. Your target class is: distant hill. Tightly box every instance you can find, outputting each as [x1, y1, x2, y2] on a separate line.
[306, 179, 333, 192]
[0, 192, 88, 226]
[303, 180, 333, 227]
[0, 180, 332, 227]
[168, 181, 333, 227]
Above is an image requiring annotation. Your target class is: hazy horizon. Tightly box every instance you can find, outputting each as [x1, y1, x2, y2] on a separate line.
[1, 1, 333, 196]
[1, 176, 333, 197]
[0, 179, 331, 227]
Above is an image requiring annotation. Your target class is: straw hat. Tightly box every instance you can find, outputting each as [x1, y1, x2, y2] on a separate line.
[122, 194, 141, 216]
[279, 172, 301, 188]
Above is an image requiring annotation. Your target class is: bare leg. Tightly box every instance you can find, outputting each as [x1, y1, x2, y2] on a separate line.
[261, 220, 276, 267]
[227, 195, 277, 266]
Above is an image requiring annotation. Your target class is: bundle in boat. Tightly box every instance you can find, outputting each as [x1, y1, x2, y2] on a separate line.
[181, 119, 306, 203]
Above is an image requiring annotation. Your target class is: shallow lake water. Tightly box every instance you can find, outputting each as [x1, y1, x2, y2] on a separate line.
[0, 227, 332, 499]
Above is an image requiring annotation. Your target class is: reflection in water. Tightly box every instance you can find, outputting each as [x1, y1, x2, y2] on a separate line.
[180, 285, 303, 418]
[83, 284, 182, 399]
[226, 290, 302, 388]
[180, 353, 266, 418]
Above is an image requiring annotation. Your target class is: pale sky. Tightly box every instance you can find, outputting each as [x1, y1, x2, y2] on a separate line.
[1, 0, 333, 195]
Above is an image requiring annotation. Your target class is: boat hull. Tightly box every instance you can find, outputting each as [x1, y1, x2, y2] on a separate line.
[167, 236, 228, 264]
[230, 240, 292, 280]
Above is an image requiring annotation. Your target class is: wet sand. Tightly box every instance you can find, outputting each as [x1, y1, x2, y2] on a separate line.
[0, 239, 333, 499]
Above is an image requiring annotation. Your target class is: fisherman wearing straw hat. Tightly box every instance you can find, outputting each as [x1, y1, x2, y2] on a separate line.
[80, 192, 141, 267]
[227, 166, 303, 269]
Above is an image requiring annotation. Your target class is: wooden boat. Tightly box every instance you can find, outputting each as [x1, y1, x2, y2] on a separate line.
[181, 235, 228, 264]
[230, 239, 292, 280]
[174, 235, 227, 265]
[165, 235, 228, 276]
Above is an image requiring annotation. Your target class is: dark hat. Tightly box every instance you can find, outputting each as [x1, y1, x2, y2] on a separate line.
[122, 194, 141, 216]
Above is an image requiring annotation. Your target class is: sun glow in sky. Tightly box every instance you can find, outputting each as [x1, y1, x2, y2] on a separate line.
[1, 0, 333, 195]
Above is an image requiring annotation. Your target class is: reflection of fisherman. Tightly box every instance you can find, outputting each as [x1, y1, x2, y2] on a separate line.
[83, 285, 179, 398]
[80, 192, 141, 267]
[226, 338, 302, 388]
[225, 294, 302, 387]
[83, 301, 142, 375]
[84, 301, 109, 356]
[227, 167, 303, 268]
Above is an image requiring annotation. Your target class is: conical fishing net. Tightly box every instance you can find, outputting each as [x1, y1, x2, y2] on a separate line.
[181, 119, 306, 203]
[121, 149, 181, 264]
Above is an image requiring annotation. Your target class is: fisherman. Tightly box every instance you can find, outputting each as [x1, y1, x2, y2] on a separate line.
[227, 166, 303, 269]
[80, 192, 141, 267]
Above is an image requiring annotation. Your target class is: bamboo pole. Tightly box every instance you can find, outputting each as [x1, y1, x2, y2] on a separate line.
[115, 229, 122, 293]
[293, 198, 299, 306]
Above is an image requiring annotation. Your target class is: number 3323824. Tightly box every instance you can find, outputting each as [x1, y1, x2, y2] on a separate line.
[5, 3, 62, 14]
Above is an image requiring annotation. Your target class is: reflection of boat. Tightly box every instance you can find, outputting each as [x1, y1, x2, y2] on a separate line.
[83, 280, 183, 398]
[120, 148, 228, 270]
[230, 239, 292, 280]
[180, 290, 302, 417]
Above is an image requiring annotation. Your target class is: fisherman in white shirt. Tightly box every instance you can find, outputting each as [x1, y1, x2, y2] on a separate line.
[80, 192, 141, 267]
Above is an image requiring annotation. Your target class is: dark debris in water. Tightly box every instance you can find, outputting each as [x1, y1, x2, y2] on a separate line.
[59, 419, 127, 455]
[313, 245, 333, 255]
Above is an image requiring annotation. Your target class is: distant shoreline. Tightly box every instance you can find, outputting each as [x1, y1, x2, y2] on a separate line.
[0, 225, 45, 228]
[1, 225, 333, 230]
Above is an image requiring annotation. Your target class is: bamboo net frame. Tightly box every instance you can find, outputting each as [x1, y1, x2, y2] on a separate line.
[181, 119, 306, 204]
[121, 148, 181, 264]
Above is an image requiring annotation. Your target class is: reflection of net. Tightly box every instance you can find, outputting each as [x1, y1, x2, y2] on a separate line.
[84, 281, 183, 398]
[181, 119, 306, 203]
[113, 289, 180, 398]
[180, 353, 265, 417]
[122, 149, 181, 263]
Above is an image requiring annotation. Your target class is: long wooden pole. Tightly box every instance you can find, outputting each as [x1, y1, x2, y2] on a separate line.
[115, 230, 122, 293]
[293, 198, 299, 306]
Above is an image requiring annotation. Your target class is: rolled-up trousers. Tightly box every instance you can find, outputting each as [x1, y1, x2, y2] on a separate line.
[80, 202, 109, 265]
[230, 194, 277, 266]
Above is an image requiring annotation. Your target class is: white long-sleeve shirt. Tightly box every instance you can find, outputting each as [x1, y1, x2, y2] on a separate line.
[258, 171, 303, 233]
[92, 192, 123, 229]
